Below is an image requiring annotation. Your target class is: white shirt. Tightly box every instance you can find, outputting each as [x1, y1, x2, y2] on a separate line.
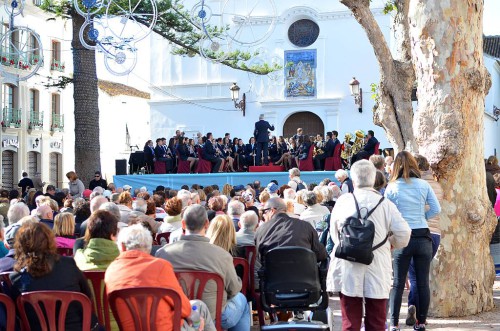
[299, 203, 330, 229]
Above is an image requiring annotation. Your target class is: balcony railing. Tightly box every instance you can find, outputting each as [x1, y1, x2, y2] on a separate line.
[50, 59, 65, 72]
[29, 111, 44, 130]
[0, 50, 41, 71]
[51, 113, 64, 131]
[2, 107, 22, 128]
[32, 0, 43, 5]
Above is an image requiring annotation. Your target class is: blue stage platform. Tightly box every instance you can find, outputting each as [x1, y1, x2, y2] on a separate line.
[113, 171, 340, 192]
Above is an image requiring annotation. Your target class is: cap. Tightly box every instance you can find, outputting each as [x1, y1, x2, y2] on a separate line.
[140, 186, 148, 192]
[123, 185, 132, 190]
[234, 185, 245, 191]
[83, 189, 92, 199]
[266, 182, 278, 193]
[103, 190, 112, 198]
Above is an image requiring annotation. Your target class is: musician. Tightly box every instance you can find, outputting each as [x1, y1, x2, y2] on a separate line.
[268, 136, 280, 164]
[240, 137, 257, 170]
[312, 132, 334, 170]
[292, 128, 303, 142]
[188, 139, 197, 158]
[202, 132, 223, 173]
[154, 138, 174, 173]
[177, 137, 198, 172]
[273, 136, 291, 170]
[351, 130, 379, 164]
[341, 133, 353, 169]
[254, 114, 274, 166]
[143, 140, 156, 173]
[216, 137, 236, 172]
[295, 135, 312, 167]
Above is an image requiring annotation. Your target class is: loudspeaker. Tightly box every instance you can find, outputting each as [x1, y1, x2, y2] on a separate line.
[115, 159, 127, 175]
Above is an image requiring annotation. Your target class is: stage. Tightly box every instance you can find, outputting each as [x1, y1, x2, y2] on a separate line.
[113, 171, 341, 192]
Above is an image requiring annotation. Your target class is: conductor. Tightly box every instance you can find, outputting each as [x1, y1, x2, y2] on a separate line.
[254, 114, 275, 166]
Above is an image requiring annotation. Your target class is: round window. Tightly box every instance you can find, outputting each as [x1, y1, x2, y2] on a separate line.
[288, 19, 320, 47]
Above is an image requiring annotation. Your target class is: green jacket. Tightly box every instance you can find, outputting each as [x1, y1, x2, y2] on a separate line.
[74, 238, 119, 271]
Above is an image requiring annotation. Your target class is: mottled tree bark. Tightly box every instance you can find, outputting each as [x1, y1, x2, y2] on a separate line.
[409, 0, 496, 316]
[71, 13, 101, 185]
[340, 0, 417, 153]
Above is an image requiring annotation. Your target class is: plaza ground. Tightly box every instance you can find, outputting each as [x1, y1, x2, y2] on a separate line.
[252, 277, 500, 330]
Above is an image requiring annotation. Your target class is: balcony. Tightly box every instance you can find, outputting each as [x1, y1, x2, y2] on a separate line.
[1, 107, 22, 128]
[0, 50, 41, 71]
[29, 111, 44, 130]
[51, 113, 64, 131]
[50, 59, 65, 72]
[32, 0, 43, 5]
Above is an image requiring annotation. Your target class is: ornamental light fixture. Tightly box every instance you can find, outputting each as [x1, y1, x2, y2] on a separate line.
[230, 82, 246, 117]
[33, 137, 40, 148]
[349, 77, 363, 113]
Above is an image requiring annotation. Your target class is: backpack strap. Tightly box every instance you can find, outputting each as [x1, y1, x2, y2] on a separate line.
[369, 197, 387, 251]
[366, 197, 385, 219]
[351, 194, 362, 218]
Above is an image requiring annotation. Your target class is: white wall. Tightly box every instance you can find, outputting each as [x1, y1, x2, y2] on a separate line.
[484, 56, 500, 158]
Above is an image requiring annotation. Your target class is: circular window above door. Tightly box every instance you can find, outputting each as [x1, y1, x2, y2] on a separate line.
[288, 19, 320, 47]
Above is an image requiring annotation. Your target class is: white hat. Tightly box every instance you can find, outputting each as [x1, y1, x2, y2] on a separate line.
[123, 185, 132, 190]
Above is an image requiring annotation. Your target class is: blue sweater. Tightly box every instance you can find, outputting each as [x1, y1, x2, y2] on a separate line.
[384, 177, 441, 229]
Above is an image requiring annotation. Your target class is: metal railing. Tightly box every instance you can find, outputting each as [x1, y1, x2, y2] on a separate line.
[51, 112, 64, 131]
[0, 49, 41, 70]
[50, 59, 65, 72]
[2, 107, 22, 128]
[29, 111, 44, 129]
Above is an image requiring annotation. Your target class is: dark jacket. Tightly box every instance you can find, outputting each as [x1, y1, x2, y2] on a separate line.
[203, 140, 218, 161]
[10, 256, 98, 331]
[254, 120, 274, 143]
[322, 138, 335, 158]
[254, 212, 327, 265]
[144, 145, 156, 163]
[89, 178, 108, 190]
[177, 144, 190, 161]
[363, 136, 379, 155]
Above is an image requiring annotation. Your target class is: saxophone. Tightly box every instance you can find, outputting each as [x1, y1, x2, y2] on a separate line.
[313, 139, 325, 157]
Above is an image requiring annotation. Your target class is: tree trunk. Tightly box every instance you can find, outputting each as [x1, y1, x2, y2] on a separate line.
[340, 0, 417, 153]
[409, 0, 496, 316]
[71, 13, 101, 186]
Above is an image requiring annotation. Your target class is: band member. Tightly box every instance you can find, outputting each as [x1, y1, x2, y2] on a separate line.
[254, 114, 274, 166]
[154, 138, 174, 173]
[203, 132, 223, 173]
[351, 130, 379, 164]
[314, 132, 336, 170]
[177, 137, 198, 172]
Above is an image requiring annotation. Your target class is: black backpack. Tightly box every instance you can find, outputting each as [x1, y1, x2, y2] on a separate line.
[334, 194, 387, 265]
[296, 181, 306, 191]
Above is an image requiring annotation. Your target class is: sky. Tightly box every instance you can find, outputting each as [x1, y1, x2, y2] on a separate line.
[484, 0, 500, 35]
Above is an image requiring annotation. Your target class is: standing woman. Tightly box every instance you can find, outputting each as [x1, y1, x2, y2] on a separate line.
[66, 171, 85, 199]
[384, 151, 441, 331]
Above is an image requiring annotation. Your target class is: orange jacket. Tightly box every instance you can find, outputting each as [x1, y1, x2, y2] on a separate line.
[105, 250, 192, 330]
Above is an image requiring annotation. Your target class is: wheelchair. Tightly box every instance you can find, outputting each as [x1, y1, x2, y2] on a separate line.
[258, 246, 333, 330]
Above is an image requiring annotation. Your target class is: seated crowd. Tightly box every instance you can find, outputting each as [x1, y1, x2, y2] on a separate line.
[143, 128, 381, 174]
[1, 153, 498, 331]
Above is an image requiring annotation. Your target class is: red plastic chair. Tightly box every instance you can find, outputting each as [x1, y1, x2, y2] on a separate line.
[374, 142, 381, 155]
[175, 271, 224, 331]
[298, 145, 314, 171]
[57, 247, 74, 257]
[325, 143, 342, 171]
[17, 290, 92, 331]
[0, 293, 15, 331]
[0, 272, 12, 291]
[196, 148, 212, 174]
[155, 232, 171, 245]
[154, 160, 167, 174]
[83, 270, 111, 331]
[108, 287, 182, 331]
[177, 157, 191, 174]
[240, 246, 265, 326]
[232, 257, 249, 295]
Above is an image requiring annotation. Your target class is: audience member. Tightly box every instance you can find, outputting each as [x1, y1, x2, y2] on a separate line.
[53, 212, 77, 249]
[206, 214, 237, 255]
[227, 200, 245, 231]
[236, 211, 258, 246]
[299, 191, 330, 229]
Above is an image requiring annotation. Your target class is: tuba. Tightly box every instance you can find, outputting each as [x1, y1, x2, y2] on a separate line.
[350, 130, 365, 156]
[341, 133, 353, 160]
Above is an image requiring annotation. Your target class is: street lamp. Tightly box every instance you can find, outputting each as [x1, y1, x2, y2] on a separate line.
[230, 82, 246, 117]
[33, 138, 40, 149]
[349, 77, 363, 113]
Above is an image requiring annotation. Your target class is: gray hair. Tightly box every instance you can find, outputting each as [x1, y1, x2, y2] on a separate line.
[117, 224, 152, 254]
[7, 203, 30, 225]
[264, 197, 287, 212]
[369, 155, 385, 171]
[99, 202, 121, 221]
[72, 197, 86, 209]
[283, 188, 296, 200]
[350, 160, 377, 188]
[303, 191, 317, 207]
[0, 215, 4, 232]
[183, 205, 208, 233]
[259, 114, 265, 120]
[289, 167, 300, 178]
[227, 200, 245, 216]
[93, 186, 104, 194]
[133, 198, 148, 214]
[335, 169, 349, 181]
[240, 211, 258, 230]
[177, 189, 192, 208]
[128, 211, 145, 224]
[90, 196, 108, 213]
[320, 186, 334, 202]
[110, 193, 120, 203]
[89, 191, 101, 200]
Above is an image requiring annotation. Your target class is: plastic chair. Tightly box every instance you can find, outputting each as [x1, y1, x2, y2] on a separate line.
[239, 245, 266, 326]
[232, 257, 249, 295]
[155, 232, 171, 245]
[298, 145, 314, 171]
[325, 143, 342, 171]
[196, 148, 212, 174]
[0, 293, 15, 331]
[108, 287, 182, 331]
[83, 270, 111, 331]
[175, 271, 224, 331]
[57, 247, 74, 257]
[17, 290, 92, 331]
[177, 157, 191, 174]
[154, 160, 166, 174]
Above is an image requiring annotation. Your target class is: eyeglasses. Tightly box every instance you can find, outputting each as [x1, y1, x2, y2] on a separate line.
[94, 175, 100, 178]
[262, 208, 272, 214]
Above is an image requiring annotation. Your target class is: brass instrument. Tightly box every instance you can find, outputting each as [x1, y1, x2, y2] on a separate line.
[341, 133, 353, 160]
[350, 130, 365, 156]
[313, 139, 325, 157]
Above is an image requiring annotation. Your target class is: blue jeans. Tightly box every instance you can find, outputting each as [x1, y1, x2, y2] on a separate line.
[390, 232, 433, 326]
[408, 233, 440, 309]
[221, 292, 250, 331]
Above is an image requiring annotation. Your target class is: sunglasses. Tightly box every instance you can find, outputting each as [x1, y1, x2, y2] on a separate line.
[95, 175, 100, 178]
